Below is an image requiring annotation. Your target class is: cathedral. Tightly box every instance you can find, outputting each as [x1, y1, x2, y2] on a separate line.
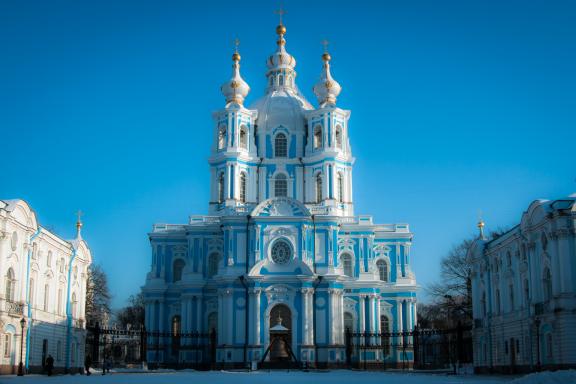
[142, 21, 417, 368]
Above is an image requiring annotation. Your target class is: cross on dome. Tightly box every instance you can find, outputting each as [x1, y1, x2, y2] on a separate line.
[313, 40, 342, 107]
[220, 37, 250, 106]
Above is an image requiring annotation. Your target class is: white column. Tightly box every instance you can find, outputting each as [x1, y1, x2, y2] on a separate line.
[250, 288, 261, 345]
[328, 289, 336, 345]
[339, 291, 345, 345]
[375, 296, 381, 333]
[368, 295, 376, 333]
[397, 300, 404, 347]
[301, 288, 311, 345]
[359, 295, 366, 334]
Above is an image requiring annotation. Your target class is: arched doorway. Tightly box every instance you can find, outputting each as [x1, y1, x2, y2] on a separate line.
[269, 304, 292, 362]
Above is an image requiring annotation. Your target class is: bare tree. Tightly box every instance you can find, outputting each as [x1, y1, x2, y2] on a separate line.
[116, 292, 145, 329]
[85, 264, 112, 327]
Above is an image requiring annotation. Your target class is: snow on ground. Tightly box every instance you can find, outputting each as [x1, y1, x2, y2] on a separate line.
[510, 370, 576, 384]
[0, 370, 513, 384]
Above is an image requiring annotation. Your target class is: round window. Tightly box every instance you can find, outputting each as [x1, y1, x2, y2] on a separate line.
[271, 240, 292, 264]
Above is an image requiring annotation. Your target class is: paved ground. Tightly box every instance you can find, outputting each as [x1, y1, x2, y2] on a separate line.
[0, 370, 514, 384]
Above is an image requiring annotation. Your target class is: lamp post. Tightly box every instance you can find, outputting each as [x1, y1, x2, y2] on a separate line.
[17, 317, 26, 376]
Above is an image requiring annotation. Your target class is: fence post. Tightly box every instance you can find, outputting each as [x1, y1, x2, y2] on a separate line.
[92, 323, 101, 366]
[413, 326, 419, 369]
[140, 325, 147, 364]
[456, 322, 463, 369]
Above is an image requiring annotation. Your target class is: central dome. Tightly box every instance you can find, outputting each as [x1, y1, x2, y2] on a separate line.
[250, 88, 313, 132]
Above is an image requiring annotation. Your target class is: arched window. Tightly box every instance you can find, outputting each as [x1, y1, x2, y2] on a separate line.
[315, 173, 323, 203]
[239, 172, 247, 203]
[337, 173, 344, 203]
[5, 268, 15, 302]
[341, 254, 353, 277]
[543, 267, 552, 301]
[275, 133, 287, 157]
[218, 172, 225, 203]
[218, 126, 227, 149]
[506, 251, 512, 267]
[481, 291, 487, 316]
[4, 334, 12, 358]
[173, 259, 185, 282]
[43, 284, 49, 311]
[271, 240, 292, 264]
[335, 125, 342, 149]
[380, 315, 391, 356]
[10, 231, 18, 251]
[208, 312, 218, 333]
[376, 260, 388, 282]
[274, 174, 288, 197]
[279, 74, 284, 86]
[71, 292, 78, 318]
[313, 126, 322, 149]
[344, 312, 354, 333]
[239, 126, 248, 149]
[208, 253, 220, 277]
[59, 257, 65, 273]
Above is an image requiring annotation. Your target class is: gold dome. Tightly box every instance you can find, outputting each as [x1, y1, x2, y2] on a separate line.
[232, 52, 241, 62]
[322, 53, 331, 62]
[276, 24, 286, 36]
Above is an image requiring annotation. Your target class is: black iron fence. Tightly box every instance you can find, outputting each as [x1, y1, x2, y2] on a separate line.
[86, 324, 470, 371]
[345, 324, 473, 370]
[86, 325, 216, 370]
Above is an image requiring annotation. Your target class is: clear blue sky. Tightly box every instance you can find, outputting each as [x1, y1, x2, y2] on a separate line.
[1, 1, 574, 309]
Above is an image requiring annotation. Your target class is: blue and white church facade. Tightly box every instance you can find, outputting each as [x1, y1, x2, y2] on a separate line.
[142, 23, 418, 368]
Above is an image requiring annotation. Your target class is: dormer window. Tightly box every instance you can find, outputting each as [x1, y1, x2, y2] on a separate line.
[275, 133, 287, 158]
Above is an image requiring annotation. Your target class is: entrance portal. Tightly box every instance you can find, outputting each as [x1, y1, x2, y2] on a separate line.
[269, 304, 292, 362]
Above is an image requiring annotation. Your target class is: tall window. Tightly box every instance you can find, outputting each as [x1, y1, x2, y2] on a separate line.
[344, 312, 354, 333]
[47, 251, 52, 267]
[59, 258, 65, 273]
[315, 173, 323, 203]
[4, 334, 11, 357]
[5, 268, 15, 302]
[218, 172, 225, 203]
[509, 283, 514, 310]
[208, 253, 220, 277]
[376, 260, 388, 282]
[275, 174, 288, 197]
[341, 254, 353, 277]
[543, 267, 552, 301]
[239, 172, 247, 203]
[173, 259, 185, 282]
[380, 315, 390, 356]
[208, 312, 218, 333]
[239, 126, 248, 149]
[57, 288, 63, 315]
[541, 233, 548, 251]
[335, 125, 342, 149]
[71, 292, 78, 318]
[524, 279, 530, 307]
[495, 289, 501, 315]
[313, 126, 322, 149]
[481, 291, 487, 315]
[43, 284, 49, 311]
[337, 173, 344, 203]
[275, 133, 287, 157]
[218, 126, 226, 149]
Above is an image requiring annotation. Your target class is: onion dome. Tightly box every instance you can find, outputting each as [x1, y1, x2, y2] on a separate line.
[267, 24, 296, 72]
[313, 51, 342, 107]
[221, 50, 250, 106]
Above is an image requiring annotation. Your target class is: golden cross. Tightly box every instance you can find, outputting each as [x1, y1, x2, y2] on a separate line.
[274, 2, 287, 25]
[321, 39, 329, 53]
[233, 38, 240, 53]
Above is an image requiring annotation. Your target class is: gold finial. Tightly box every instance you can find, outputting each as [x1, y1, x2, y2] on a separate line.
[477, 210, 486, 240]
[321, 40, 331, 61]
[76, 210, 83, 237]
[274, 2, 287, 36]
[232, 38, 241, 62]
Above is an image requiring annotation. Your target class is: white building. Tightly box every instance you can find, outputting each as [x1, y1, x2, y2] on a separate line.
[469, 195, 576, 373]
[143, 21, 417, 369]
[0, 199, 92, 374]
